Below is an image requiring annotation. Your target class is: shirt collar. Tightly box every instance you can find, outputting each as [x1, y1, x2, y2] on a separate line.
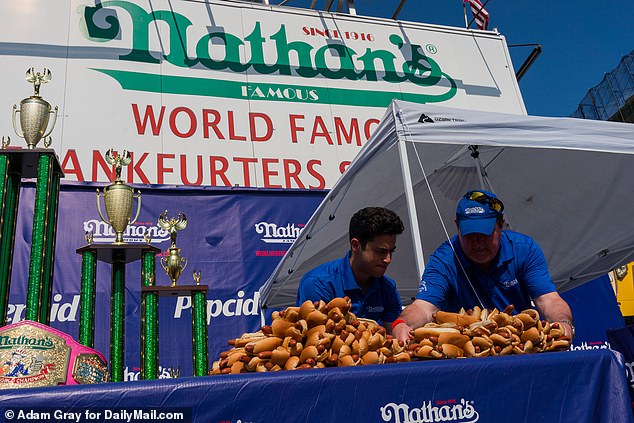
[342, 250, 360, 290]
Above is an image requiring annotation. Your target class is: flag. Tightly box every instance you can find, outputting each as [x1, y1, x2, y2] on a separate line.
[464, 0, 490, 30]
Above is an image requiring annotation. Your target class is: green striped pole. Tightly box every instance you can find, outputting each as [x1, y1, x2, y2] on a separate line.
[39, 168, 61, 325]
[141, 249, 159, 380]
[78, 249, 97, 347]
[0, 154, 21, 325]
[191, 289, 209, 377]
[25, 153, 57, 323]
[109, 251, 126, 382]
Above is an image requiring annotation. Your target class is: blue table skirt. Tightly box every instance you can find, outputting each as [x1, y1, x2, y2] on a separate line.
[0, 349, 631, 423]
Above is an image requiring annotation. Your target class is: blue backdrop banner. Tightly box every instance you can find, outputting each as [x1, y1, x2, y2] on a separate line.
[5, 183, 626, 379]
[8, 184, 325, 378]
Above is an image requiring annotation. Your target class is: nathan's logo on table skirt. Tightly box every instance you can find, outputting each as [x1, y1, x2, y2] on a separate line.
[380, 398, 479, 423]
[0, 321, 107, 388]
[570, 340, 611, 351]
[83, 219, 170, 244]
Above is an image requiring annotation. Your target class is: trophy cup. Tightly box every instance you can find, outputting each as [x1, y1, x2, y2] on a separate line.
[96, 149, 141, 244]
[158, 210, 188, 286]
[12, 68, 58, 149]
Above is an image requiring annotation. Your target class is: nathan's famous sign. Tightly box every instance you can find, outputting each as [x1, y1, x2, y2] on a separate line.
[81, 1, 457, 107]
[0, 1, 522, 188]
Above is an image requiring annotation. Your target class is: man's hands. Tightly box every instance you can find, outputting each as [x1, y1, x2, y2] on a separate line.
[391, 299, 439, 344]
[533, 292, 575, 340]
[392, 321, 413, 345]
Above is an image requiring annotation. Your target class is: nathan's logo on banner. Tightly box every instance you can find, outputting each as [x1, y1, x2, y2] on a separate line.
[80, 1, 457, 107]
[380, 398, 479, 423]
[83, 219, 170, 244]
[255, 222, 304, 244]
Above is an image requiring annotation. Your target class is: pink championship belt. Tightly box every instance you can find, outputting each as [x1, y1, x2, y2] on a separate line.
[0, 320, 108, 389]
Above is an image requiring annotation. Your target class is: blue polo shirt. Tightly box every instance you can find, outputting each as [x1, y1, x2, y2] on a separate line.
[296, 251, 403, 324]
[416, 231, 556, 313]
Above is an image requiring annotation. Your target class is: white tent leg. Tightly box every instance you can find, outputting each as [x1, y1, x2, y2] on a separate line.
[396, 123, 426, 280]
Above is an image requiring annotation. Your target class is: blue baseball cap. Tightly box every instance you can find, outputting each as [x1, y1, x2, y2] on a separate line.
[456, 190, 504, 236]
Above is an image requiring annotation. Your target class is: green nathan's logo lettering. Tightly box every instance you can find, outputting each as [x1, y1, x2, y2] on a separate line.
[81, 1, 456, 106]
[0, 335, 55, 350]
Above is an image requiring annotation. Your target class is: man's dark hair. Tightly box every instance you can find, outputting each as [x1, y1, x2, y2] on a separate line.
[349, 207, 404, 248]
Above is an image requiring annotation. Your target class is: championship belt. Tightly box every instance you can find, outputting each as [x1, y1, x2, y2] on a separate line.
[0, 320, 108, 389]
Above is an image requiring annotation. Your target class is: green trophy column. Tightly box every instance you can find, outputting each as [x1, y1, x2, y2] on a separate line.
[26, 153, 60, 323]
[141, 249, 159, 380]
[110, 251, 126, 382]
[0, 154, 21, 324]
[39, 169, 61, 325]
[191, 289, 209, 377]
[78, 248, 97, 347]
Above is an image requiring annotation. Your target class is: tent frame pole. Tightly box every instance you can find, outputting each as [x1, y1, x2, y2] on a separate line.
[396, 130, 426, 279]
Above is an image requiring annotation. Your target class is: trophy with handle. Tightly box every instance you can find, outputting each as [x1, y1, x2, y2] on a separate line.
[158, 210, 188, 286]
[96, 149, 141, 244]
[12, 68, 58, 149]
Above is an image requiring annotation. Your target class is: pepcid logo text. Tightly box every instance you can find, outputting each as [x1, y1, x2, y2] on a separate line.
[174, 291, 260, 325]
[380, 398, 479, 423]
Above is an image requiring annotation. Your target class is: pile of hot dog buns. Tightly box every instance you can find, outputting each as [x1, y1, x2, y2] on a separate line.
[209, 297, 571, 374]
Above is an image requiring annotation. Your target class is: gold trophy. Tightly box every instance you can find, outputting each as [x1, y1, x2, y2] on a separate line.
[96, 149, 141, 244]
[158, 211, 188, 286]
[12, 68, 58, 149]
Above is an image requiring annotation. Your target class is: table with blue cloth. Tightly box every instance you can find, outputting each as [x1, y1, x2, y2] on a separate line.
[0, 349, 631, 423]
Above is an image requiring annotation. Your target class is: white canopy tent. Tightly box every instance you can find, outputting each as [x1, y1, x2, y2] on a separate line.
[260, 100, 634, 309]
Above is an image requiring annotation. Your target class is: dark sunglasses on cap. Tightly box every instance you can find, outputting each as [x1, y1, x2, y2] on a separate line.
[465, 191, 504, 213]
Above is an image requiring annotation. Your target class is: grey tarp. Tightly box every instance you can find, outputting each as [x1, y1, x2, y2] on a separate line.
[260, 100, 634, 308]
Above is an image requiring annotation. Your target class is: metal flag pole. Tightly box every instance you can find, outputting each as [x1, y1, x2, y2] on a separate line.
[467, 0, 491, 29]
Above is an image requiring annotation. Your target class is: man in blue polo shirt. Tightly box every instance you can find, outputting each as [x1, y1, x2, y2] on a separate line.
[296, 207, 405, 332]
[392, 190, 574, 343]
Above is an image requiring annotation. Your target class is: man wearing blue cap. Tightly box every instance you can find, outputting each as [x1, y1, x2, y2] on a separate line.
[392, 189, 574, 344]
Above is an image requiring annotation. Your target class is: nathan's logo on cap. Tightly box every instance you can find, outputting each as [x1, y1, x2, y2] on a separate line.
[456, 190, 504, 236]
[464, 206, 486, 215]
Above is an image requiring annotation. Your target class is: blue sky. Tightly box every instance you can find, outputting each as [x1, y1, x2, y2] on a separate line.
[270, 1, 634, 117]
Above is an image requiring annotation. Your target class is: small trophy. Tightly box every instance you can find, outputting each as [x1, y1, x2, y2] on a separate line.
[96, 149, 141, 244]
[158, 210, 188, 286]
[12, 68, 59, 149]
